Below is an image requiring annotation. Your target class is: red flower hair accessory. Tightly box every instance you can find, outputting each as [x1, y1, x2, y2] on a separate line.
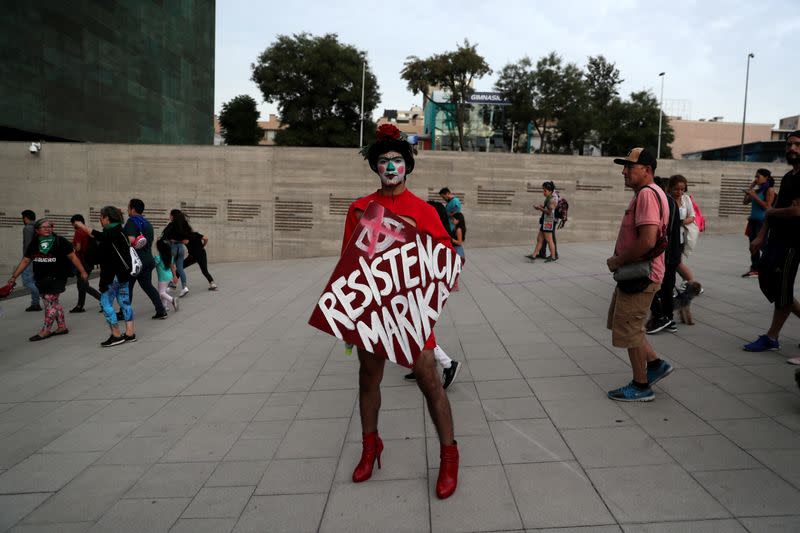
[375, 123, 401, 142]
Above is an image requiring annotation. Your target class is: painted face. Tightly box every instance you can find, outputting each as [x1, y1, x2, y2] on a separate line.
[376, 151, 406, 186]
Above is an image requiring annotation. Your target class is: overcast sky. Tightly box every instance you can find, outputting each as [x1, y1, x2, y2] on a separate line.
[215, 0, 797, 127]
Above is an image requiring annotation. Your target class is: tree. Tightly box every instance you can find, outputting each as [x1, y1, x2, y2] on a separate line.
[218, 95, 262, 146]
[604, 90, 674, 158]
[496, 52, 589, 153]
[401, 40, 491, 151]
[251, 33, 380, 147]
[495, 57, 537, 150]
[585, 55, 623, 153]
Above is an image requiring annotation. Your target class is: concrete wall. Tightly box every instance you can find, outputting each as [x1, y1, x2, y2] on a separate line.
[1, 142, 781, 275]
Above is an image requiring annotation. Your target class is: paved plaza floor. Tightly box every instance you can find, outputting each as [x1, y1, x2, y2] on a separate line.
[0, 234, 799, 532]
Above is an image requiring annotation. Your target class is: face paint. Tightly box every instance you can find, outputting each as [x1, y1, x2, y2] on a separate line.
[376, 151, 406, 186]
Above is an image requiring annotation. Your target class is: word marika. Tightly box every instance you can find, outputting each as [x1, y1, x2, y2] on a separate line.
[318, 234, 461, 365]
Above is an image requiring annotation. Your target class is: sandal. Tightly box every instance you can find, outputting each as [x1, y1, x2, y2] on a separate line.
[52, 329, 69, 336]
[29, 333, 52, 342]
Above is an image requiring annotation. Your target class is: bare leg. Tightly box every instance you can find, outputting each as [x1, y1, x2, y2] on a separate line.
[532, 232, 545, 256]
[544, 233, 556, 257]
[677, 262, 694, 282]
[628, 338, 658, 383]
[413, 349, 455, 445]
[767, 303, 796, 339]
[357, 348, 386, 434]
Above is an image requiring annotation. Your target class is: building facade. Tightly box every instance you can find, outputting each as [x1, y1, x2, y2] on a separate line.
[670, 119, 773, 159]
[0, 1, 215, 145]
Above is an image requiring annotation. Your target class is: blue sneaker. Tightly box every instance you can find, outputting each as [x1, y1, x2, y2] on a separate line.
[607, 382, 655, 402]
[743, 335, 780, 352]
[647, 360, 674, 386]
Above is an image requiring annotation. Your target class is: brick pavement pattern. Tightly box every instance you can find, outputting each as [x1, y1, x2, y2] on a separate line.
[0, 235, 799, 532]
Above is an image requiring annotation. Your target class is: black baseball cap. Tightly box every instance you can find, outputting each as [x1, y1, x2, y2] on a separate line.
[613, 147, 657, 170]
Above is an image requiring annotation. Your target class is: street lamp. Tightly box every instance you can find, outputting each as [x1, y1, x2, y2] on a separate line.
[359, 61, 366, 147]
[657, 72, 665, 160]
[740, 52, 755, 162]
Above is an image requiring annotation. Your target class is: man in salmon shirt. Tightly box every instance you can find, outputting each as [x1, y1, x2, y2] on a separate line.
[606, 147, 675, 402]
[342, 124, 459, 499]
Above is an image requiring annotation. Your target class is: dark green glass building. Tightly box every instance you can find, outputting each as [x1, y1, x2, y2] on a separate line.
[0, 0, 215, 144]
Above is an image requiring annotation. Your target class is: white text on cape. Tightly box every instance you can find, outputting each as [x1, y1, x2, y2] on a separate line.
[317, 234, 461, 365]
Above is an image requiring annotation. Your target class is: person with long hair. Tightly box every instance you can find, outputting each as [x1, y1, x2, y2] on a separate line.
[161, 209, 192, 297]
[451, 212, 466, 259]
[154, 240, 179, 313]
[526, 181, 558, 262]
[742, 169, 776, 277]
[668, 175, 698, 284]
[183, 230, 217, 290]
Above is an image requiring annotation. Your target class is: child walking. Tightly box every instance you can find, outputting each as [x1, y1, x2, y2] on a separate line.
[155, 240, 179, 313]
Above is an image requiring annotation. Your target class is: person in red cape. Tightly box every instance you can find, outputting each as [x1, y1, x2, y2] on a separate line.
[342, 124, 459, 499]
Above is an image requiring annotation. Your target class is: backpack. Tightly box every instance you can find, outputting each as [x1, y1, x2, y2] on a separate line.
[111, 234, 143, 276]
[689, 195, 705, 232]
[554, 196, 569, 228]
[128, 215, 149, 250]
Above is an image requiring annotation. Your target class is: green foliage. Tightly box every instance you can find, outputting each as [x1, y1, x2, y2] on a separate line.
[604, 91, 674, 158]
[251, 33, 380, 147]
[495, 53, 674, 157]
[401, 40, 491, 151]
[218, 95, 263, 146]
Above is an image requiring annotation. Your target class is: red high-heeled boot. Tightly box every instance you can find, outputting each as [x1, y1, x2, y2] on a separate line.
[352, 431, 383, 483]
[436, 441, 459, 499]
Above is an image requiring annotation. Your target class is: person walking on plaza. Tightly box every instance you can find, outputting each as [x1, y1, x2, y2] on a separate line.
[526, 181, 558, 262]
[605, 148, 674, 402]
[744, 132, 800, 353]
[154, 240, 179, 313]
[19, 210, 42, 311]
[74, 206, 136, 347]
[439, 187, 462, 231]
[403, 200, 462, 389]
[183, 230, 218, 290]
[69, 214, 101, 312]
[742, 169, 776, 277]
[8, 219, 88, 341]
[125, 199, 168, 319]
[344, 124, 459, 498]
[646, 177, 682, 334]
[161, 209, 192, 297]
[668, 175, 700, 285]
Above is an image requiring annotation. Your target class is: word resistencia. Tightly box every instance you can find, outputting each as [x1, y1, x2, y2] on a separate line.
[317, 233, 461, 366]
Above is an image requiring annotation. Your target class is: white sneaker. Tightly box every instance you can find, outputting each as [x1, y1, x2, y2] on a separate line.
[179, 287, 189, 298]
[209, 282, 217, 291]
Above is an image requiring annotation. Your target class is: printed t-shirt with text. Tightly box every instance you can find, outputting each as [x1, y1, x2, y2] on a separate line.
[614, 185, 669, 284]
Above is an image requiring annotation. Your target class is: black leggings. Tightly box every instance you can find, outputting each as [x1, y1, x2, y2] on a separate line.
[184, 249, 214, 283]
